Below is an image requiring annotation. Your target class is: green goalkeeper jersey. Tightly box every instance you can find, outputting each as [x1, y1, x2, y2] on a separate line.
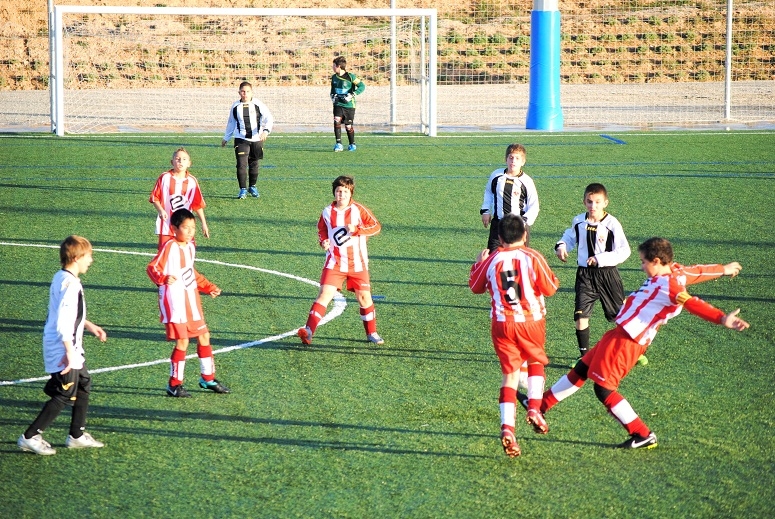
[331, 71, 366, 108]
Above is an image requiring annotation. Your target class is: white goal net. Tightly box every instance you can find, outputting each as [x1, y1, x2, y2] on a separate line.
[51, 7, 437, 135]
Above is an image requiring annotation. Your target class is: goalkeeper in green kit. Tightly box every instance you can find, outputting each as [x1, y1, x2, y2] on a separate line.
[330, 56, 366, 152]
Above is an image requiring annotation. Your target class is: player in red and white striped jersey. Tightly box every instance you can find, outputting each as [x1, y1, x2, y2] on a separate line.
[149, 147, 209, 251]
[469, 214, 560, 457]
[298, 175, 384, 346]
[541, 237, 749, 449]
[147, 209, 228, 398]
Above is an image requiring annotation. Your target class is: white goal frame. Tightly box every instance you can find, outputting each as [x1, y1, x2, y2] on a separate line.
[50, 6, 438, 136]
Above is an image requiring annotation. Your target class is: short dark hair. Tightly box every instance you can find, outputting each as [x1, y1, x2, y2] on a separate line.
[333, 56, 347, 70]
[584, 183, 608, 199]
[638, 237, 673, 265]
[170, 208, 196, 228]
[60, 235, 92, 267]
[239, 81, 252, 90]
[332, 175, 355, 196]
[505, 143, 526, 159]
[498, 214, 526, 245]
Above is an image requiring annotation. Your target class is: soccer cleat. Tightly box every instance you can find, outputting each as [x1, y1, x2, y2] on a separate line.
[248, 186, 259, 198]
[298, 326, 313, 345]
[569, 357, 582, 368]
[367, 332, 384, 345]
[348, 144, 357, 152]
[166, 384, 191, 398]
[18, 434, 56, 455]
[526, 408, 549, 434]
[500, 429, 521, 458]
[637, 354, 649, 366]
[237, 188, 248, 199]
[199, 377, 230, 394]
[66, 432, 104, 449]
[333, 143, 344, 152]
[616, 431, 658, 449]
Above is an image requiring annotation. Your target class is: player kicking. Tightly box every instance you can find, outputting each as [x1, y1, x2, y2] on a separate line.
[539, 237, 749, 449]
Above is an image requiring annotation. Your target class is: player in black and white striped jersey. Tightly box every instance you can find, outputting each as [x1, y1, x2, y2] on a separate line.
[221, 81, 274, 199]
[480, 144, 540, 252]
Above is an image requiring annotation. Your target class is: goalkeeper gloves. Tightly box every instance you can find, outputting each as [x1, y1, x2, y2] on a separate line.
[343, 93, 354, 102]
[330, 94, 337, 104]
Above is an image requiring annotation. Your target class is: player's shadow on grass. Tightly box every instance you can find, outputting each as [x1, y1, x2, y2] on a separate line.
[63, 402, 491, 459]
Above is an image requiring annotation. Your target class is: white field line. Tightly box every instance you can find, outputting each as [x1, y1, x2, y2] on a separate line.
[0, 241, 345, 386]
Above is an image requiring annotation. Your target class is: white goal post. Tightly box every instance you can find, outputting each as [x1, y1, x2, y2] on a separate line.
[50, 6, 437, 136]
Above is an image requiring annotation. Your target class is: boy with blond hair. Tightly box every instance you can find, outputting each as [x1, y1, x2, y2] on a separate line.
[18, 235, 107, 455]
[149, 147, 210, 251]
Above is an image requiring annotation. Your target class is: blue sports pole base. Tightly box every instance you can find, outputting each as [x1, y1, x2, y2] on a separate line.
[526, 2, 563, 131]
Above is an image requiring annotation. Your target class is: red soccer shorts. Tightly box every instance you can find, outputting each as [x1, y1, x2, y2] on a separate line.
[491, 319, 548, 375]
[165, 320, 209, 341]
[583, 325, 648, 390]
[320, 268, 371, 293]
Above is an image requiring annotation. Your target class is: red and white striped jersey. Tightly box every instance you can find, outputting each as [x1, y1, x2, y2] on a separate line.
[147, 240, 217, 324]
[469, 245, 559, 322]
[149, 170, 206, 236]
[616, 262, 726, 345]
[318, 201, 381, 273]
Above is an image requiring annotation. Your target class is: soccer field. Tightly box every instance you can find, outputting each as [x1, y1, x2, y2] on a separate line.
[1, 131, 773, 518]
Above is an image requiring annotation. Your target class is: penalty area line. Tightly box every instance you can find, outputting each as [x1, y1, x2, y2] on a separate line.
[0, 240, 345, 386]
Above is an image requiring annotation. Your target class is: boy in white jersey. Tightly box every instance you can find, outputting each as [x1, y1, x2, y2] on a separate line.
[555, 183, 631, 365]
[540, 237, 749, 449]
[298, 175, 383, 345]
[469, 214, 560, 458]
[147, 209, 229, 397]
[18, 236, 107, 455]
[149, 147, 210, 251]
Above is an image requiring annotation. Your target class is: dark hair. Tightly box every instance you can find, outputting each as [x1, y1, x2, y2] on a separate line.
[584, 183, 608, 199]
[638, 237, 673, 265]
[505, 143, 526, 160]
[332, 175, 355, 196]
[60, 235, 92, 267]
[170, 208, 196, 228]
[498, 214, 526, 245]
[239, 81, 252, 90]
[333, 56, 347, 70]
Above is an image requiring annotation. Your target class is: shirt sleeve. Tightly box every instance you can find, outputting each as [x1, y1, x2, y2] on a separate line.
[679, 292, 725, 324]
[468, 258, 491, 294]
[149, 174, 164, 203]
[255, 99, 274, 133]
[520, 175, 539, 226]
[676, 263, 726, 286]
[222, 103, 237, 141]
[354, 203, 381, 237]
[147, 246, 169, 286]
[481, 170, 500, 214]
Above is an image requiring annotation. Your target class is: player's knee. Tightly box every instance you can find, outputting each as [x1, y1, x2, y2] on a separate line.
[593, 383, 613, 403]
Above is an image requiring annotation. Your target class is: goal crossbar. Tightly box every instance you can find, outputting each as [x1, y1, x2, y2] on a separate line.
[50, 6, 438, 135]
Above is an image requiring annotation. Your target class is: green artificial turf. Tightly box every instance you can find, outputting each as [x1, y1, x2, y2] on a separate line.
[0, 131, 773, 518]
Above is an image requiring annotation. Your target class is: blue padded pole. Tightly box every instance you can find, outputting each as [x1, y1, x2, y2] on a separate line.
[526, 0, 563, 130]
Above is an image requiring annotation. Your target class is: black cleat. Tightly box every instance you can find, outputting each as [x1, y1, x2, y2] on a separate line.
[617, 431, 658, 449]
[199, 377, 230, 393]
[167, 384, 191, 398]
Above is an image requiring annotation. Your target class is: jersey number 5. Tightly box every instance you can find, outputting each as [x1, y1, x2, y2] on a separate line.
[499, 269, 522, 306]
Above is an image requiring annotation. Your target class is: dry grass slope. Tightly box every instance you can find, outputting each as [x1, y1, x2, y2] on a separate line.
[0, 0, 772, 89]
